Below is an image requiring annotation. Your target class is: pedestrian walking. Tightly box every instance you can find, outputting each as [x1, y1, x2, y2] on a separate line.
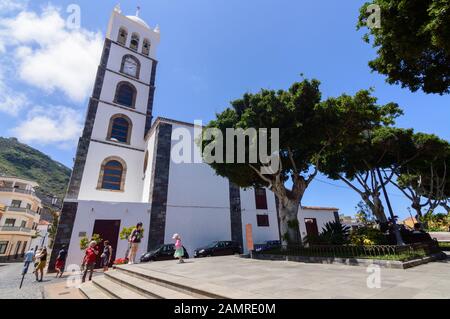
[128, 222, 143, 264]
[100, 240, 113, 272]
[55, 245, 67, 278]
[172, 233, 185, 264]
[81, 241, 98, 283]
[22, 247, 35, 275]
[34, 247, 47, 282]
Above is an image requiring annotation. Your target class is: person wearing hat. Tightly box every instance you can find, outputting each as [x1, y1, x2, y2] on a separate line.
[172, 233, 184, 264]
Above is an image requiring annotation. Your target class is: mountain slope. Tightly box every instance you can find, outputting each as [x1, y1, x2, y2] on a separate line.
[0, 137, 71, 199]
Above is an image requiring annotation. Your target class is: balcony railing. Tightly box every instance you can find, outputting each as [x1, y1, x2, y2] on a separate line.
[0, 226, 32, 233]
[5, 206, 37, 217]
[0, 187, 38, 198]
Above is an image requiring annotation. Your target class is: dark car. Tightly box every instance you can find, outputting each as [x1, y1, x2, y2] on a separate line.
[140, 244, 189, 262]
[254, 240, 281, 252]
[193, 241, 242, 258]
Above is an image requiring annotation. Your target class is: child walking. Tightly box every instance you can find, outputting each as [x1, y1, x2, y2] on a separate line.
[172, 233, 184, 264]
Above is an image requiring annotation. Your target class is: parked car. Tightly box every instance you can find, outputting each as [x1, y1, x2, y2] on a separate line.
[193, 241, 242, 258]
[254, 240, 281, 252]
[140, 244, 189, 262]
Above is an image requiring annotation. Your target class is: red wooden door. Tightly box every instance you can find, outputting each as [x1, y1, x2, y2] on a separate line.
[304, 218, 319, 237]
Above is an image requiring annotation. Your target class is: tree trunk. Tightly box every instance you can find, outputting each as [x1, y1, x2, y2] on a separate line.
[278, 197, 301, 246]
[411, 198, 423, 218]
[361, 194, 387, 223]
[441, 202, 450, 215]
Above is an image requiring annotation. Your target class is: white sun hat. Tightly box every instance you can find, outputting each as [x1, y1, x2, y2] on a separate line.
[172, 233, 179, 239]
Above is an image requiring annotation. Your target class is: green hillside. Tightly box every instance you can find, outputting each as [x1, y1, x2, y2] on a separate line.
[0, 137, 71, 199]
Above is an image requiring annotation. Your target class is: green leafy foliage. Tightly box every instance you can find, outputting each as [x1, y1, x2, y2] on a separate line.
[358, 0, 450, 94]
[355, 201, 376, 225]
[119, 226, 144, 241]
[419, 211, 450, 232]
[349, 226, 388, 245]
[79, 233, 103, 250]
[0, 137, 71, 199]
[305, 221, 351, 245]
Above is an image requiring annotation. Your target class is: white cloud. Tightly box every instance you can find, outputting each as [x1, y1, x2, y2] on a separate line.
[0, 0, 27, 13]
[0, 4, 103, 102]
[0, 67, 28, 116]
[10, 105, 83, 146]
[0, 91, 28, 116]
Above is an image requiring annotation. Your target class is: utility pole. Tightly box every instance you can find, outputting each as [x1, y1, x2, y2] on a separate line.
[376, 167, 405, 245]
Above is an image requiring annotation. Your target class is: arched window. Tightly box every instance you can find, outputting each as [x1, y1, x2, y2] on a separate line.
[107, 114, 132, 144]
[120, 55, 141, 78]
[130, 32, 140, 51]
[117, 27, 128, 45]
[142, 38, 150, 56]
[114, 81, 137, 108]
[98, 157, 127, 191]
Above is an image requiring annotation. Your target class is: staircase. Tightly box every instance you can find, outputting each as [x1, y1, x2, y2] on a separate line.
[79, 264, 228, 299]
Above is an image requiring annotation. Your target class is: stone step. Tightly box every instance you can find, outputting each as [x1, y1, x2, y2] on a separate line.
[115, 265, 221, 298]
[105, 270, 195, 299]
[79, 281, 111, 299]
[92, 276, 146, 299]
[114, 264, 262, 299]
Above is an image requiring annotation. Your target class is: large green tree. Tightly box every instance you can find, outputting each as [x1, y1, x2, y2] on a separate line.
[390, 133, 450, 217]
[320, 126, 414, 223]
[358, 0, 450, 94]
[201, 80, 400, 245]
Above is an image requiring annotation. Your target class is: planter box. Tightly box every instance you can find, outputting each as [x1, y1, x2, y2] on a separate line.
[248, 252, 447, 269]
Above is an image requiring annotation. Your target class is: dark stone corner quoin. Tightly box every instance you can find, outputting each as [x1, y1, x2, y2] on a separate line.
[48, 39, 112, 271]
[147, 122, 172, 251]
[48, 201, 78, 272]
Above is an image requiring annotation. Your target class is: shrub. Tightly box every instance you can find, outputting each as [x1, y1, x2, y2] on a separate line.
[79, 233, 103, 250]
[305, 221, 351, 245]
[349, 226, 388, 246]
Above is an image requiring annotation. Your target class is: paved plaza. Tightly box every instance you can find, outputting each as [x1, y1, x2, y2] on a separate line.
[2, 255, 450, 298]
[0, 262, 85, 299]
[127, 255, 450, 299]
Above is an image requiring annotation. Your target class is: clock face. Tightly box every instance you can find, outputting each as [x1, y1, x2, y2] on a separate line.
[123, 57, 138, 77]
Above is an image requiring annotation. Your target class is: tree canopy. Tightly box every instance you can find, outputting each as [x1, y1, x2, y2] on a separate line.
[201, 79, 403, 244]
[393, 134, 450, 216]
[358, 0, 450, 94]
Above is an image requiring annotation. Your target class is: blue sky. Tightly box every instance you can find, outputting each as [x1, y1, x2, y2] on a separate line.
[0, 0, 449, 219]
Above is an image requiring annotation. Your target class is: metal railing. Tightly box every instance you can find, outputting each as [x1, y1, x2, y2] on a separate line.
[5, 206, 37, 217]
[254, 241, 441, 261]
[0, 187, 37, 197]
[0, 226, 32, 233]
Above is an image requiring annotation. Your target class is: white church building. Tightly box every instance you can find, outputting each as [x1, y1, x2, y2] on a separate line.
[50, 7, 339, 269]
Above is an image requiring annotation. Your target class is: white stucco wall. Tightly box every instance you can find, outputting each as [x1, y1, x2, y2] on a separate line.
[99, 71, 150, 115]
[240, 188, 280, 253]
[106, 10, 160, 59]
[141, 132, 156, 202]
[164, 207, 232, 257]
[77, 141, 145, 202]
[65, 200, 150, 267]
[106, 42, 154, 84]
[163, 122, 281, 256]
[298, 208, 338, 240]
[91, 102, 147, 149]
